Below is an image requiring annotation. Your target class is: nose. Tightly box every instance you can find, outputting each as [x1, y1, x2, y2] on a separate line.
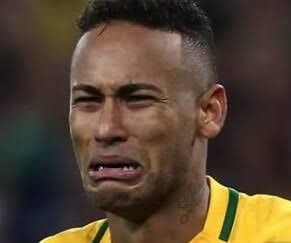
[94, 97, 128, 146]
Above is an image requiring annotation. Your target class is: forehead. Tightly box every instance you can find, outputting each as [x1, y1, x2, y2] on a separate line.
[71, 22, 185, 89]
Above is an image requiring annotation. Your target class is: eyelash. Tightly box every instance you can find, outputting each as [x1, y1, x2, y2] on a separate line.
[73, 97, 102, 104]
[73, 95, 155, 103]
[125, 95, 156, 102]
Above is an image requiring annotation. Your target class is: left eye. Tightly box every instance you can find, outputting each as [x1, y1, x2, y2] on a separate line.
[126, 95, 155, 102]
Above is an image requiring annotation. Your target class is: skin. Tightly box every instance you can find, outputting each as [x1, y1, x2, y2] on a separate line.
[70, 22, 227, 243]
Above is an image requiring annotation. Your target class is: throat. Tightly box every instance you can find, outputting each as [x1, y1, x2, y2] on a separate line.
[106, 182, 209, 243]
[178, 184, 207, 224]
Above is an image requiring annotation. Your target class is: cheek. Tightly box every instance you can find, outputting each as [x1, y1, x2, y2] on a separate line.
[126, 108, 178, 144]
[70, 111, 93, 163]
[125, 108, 195, 171]
[125, 109, 183, 160]
[126, 106, 195, 146]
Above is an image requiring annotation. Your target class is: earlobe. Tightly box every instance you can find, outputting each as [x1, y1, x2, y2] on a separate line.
[197, 84, 227, 139]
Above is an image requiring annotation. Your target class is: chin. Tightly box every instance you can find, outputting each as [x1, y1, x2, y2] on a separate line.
[84, 179, 167, 221]
[86, 189, 152, 221]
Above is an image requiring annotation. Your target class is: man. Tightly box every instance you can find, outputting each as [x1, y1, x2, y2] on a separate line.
[41, 0, 291, 242]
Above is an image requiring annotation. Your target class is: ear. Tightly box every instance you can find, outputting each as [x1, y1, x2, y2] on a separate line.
[196, 84, 227, 139]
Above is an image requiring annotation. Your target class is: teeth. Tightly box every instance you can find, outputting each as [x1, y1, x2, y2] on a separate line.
[122, 165, 135, 171]
[129, 166, 135, 171]
[96, 164, 137, 171]
[98, 166, 104, 171]
[122, 166, 129, 171]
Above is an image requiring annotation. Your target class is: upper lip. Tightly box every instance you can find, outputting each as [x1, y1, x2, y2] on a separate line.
[88, 155, 142, 169]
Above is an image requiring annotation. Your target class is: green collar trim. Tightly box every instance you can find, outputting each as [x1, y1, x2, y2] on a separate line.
[92, 187, 239, 242]
[219, 188, 239, 241]
[93, 221, 108, 243]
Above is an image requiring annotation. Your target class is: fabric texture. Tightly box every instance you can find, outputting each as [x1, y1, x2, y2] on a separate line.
[40, 177, 291, 243]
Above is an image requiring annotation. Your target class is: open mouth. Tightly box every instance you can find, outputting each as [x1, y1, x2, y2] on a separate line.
[88, 156, 143, 183]
[92, 163, 140, 172]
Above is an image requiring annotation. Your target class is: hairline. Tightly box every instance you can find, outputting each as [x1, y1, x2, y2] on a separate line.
[75, 20, 217, 95]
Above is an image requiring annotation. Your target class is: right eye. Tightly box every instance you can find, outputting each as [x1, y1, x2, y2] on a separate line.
[72, 97, 102, 111]
[73, 97, 101, 103]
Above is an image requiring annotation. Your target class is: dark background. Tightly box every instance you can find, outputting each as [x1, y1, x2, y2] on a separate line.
[0, 1, 290, 242]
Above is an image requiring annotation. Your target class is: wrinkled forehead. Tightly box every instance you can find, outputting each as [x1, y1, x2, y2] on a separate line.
[70, 22, 211, 98]
[71, 22, 184, 76]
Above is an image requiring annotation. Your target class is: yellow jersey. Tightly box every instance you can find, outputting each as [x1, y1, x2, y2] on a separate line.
[40, 177, 291, 243]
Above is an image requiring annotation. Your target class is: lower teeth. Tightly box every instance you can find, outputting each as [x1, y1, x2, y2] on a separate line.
[98, 166, 104, 171]
[122, 166, 135, 171]
[97, 166, 136, 171]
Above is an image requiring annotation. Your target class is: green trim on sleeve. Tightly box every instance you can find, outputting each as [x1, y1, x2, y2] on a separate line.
[219, 188, 239, 242]
[93, 221, 108, 243]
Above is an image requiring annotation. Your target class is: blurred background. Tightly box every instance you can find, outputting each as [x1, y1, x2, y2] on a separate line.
[0, 0, 290, 242]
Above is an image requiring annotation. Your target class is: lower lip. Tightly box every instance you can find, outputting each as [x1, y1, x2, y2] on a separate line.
[88, 167, 143, 183]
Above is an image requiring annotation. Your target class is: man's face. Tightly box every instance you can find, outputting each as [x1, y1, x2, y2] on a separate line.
[69, 22, 203, 217]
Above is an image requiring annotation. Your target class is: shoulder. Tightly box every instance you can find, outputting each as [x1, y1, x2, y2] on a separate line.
[208, 177, 291, 241]
[239, 192, 291, 223]
[235, 191, 291, 240]
[39, 219, 106, 243]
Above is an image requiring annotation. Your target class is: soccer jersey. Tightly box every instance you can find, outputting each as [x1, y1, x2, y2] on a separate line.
[40, 177, 291, 243]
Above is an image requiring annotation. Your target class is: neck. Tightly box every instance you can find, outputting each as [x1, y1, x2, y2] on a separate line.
[106, 178, 209, 243]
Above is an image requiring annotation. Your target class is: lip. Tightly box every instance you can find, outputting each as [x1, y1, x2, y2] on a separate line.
[89, 155, 142, 167]
[88, 155, 144, 183]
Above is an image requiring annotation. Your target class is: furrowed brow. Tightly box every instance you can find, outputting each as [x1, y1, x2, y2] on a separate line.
[72, 84, 102, 96]
[117, 83, 162, 96]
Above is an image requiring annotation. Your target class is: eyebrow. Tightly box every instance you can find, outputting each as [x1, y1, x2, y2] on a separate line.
[117, 83, 162, 96]
[72, 83, 162, 96]
[72, 84, 102, 95]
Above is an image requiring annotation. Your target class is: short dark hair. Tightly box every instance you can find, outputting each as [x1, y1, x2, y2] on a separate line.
[77, 0, 218, 85]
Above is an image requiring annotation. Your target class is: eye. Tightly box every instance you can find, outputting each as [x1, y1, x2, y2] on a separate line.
[126, 95, 156, 102]
[72, 96, 103, 111]
[73, 96, 102, 104]
[124, 94, 157, 109]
